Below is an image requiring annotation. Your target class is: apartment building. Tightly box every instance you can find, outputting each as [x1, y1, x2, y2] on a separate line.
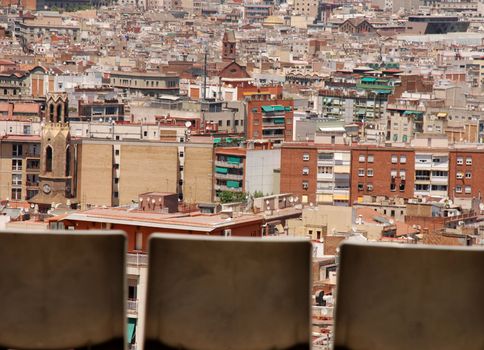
[350, 146, 416, 204]
[109, 71, 180, 97]
[0, 136, 41, 201]
[293, 0, 320, 17]
[214, 148, 245, 200]
[77, 139, 214, 207]
[246, 97, 294, 143]
[448, 148, 484, 200]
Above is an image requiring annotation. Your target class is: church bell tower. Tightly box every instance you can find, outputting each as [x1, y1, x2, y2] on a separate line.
[30, 93, 77, 211]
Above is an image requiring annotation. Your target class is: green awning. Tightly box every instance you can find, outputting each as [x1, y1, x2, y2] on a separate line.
[284, 106, 292, 111]
[261, 105, 285, 113]
[375, 90, 392, 94]
[225, 137, 233, 143]
[361, 77, 376, 83]
[273, 118, 285, 124]
[213, 138, 222, 144]
[226, 180, 240, 188]
[227, 156, 241, 164]
[403, 110, 423, 116]
[127, 318, 136, 343]
[216, 166, 228, 174]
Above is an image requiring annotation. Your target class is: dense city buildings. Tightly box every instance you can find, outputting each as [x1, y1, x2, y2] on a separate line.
[0, 0, 482, 349]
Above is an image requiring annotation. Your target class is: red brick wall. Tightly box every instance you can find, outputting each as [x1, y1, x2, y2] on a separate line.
[280, 144, 318, 203]
[350, 147, 415, 204]
[246, 98, 294, 141]
[448, 150, 484, 200]
[60, 219, 262, 253]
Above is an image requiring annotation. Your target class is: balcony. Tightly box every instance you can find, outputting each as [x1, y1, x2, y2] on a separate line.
[317, 173, 333, 180]
[215, 172, 244, 181]
[214, 160, 243, 169]
[127, 252, 148, 267]
[415, 161, 432, 169]
[127, 299, 138, 314]
[215, 184, 243, 192]
[430, 176, 448, 185]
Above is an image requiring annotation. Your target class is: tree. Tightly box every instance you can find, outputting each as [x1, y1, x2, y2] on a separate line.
[253, 190, 264, 198]
[219, 191, 247, 204]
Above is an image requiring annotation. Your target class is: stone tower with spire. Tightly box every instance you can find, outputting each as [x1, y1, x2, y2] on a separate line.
[30, 93, 77, 211]
[222, 30, 236, 62]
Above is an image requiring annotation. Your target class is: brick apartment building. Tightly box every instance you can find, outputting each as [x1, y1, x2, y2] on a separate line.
[246, 95, 294, 143]
[280, 140, 484, 206]
[280, 143, 318, 204]
[448, 150, 484, 199]
[350, 146, 416, 204]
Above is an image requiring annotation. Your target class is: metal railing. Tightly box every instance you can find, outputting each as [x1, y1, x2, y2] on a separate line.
[127, 253, 148, 267]
[127, 299, 138, 313]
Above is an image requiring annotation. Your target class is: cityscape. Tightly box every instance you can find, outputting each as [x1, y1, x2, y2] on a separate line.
[0, 0, 483, 349]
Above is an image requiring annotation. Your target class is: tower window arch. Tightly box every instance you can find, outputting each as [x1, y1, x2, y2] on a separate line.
[49, 104, 54, 122]
[65, 145, 71, 177]
[45, 145, 53, 172]
[56, 103, 63, 123]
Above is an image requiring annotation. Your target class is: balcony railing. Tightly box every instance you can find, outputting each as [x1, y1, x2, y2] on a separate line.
[215, 173, 244, 181]
[127, 299, 138, 313]
[127, 253, 148, 267]
[215, 160, 243, 169]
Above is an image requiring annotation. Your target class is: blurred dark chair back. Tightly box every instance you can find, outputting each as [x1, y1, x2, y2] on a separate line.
[334, 242, 484, 350]
[0, 230, 126, 350]
[144, 234, 312, 350]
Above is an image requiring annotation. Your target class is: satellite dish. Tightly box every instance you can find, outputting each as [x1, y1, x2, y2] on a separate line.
[185, 121, 192, 128]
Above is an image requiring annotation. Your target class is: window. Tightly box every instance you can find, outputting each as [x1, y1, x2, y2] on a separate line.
[358, 154, 365, 162]
[399, 179, 406, 191]
[457, 157, 463, 165]
[358, 183, 364, 191]
[466, 157, 472, 165]
[390, 169, 397, 178]
[456, 172, 463, 179]
[391, 155, 398, 164]
[367, 184, 373, 191]
[367, 169, 374, 177]
[179, 151, 184, 158]
[12, 174, 22, 185]
[456, 186, 462, 193]
[390, 182, 396, 191]
[45, 146, 52, 172]
[11, 188, 21, 200]
[367, 155, 374, 163]
[12, 144, 22, 157]
[303, 153, 310, 161]
[302, 167, 309, 175]
[400, 155, 407, 164]
[226, 120, 231, 126]
[12, 159, 22, 171]
[114, 191, 119, 198]
[358, 168, 365, 177]
[218, 120, 222, 126]
[399, 170, 406, 179]
[465, 172, 472, 179]
[114, 178, 119, 184]
[465, 186, 471, 194]
[115, 150, 120, 156]
[302, 181, 309, 190]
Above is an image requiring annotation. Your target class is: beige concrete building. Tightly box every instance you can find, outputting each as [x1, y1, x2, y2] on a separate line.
[293, 0, 319, 18]
[0, 136, 41, 201]
[76, 139, 214, 208]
